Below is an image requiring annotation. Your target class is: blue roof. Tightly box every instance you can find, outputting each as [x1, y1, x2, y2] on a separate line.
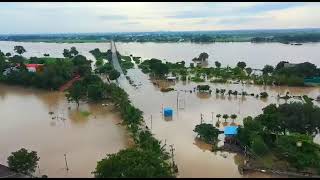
[224, 126, 238, 135]
[164, 107, 173, 111]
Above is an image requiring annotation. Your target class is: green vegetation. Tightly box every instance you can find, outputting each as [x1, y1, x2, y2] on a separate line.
[14, 45, 26, 55]
[0, 47, 94, 90]
[7, 148, 40, 176]
[237, 102, 320, 173]
[194, 123, 220, 144]
[116, 52, 134, 74]
[138, 58, 169, 78]
[196, 84, 210, 91]
[4, 29, 320, 43]
[63, 47, 79, 58]
[93, 147, 173, 178]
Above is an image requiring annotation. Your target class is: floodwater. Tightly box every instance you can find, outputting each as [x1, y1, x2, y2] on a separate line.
[118, 66, 320, 178]
[1, 41, 320, 177]
[0, 84, 129, 178]
[1, 41, 320, 69]
[116, 42, 320, 68]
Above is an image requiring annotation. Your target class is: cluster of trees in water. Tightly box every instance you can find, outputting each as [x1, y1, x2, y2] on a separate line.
[136, 52, 320, 87]
[237, 101, 320, 173]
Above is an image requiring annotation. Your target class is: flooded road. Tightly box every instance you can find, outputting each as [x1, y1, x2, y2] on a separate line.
[0, 84, 129, 177]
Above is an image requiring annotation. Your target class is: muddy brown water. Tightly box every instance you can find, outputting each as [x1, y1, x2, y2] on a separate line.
[119, 67, 320, 178]
[1, 41, 320, 177]
[0, 84, 130, 177]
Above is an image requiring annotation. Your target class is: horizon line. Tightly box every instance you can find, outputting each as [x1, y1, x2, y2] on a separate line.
[1, 27, 320, 36]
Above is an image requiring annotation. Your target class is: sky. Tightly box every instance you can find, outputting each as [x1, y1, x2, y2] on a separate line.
[0, 2, 320, 34]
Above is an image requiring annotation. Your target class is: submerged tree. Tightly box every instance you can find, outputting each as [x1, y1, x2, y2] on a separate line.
[14, 46, 26, 55]
[65, 81, 85, 108]
[222, 114, 229, 122]
[7, 148, 40, 176]
[93, 147, 174, 178]
[194, 123, 220, 144]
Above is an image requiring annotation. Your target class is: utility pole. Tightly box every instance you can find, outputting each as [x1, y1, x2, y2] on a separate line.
[211, 112, 214, 124]
[169, 144, 176, 167]
[37, 165, 40, 176]
[177, 91, 179, 110]
[64, 154, 69, 172]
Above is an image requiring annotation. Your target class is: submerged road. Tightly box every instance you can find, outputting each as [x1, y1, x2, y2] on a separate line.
[110, 41, 124, 75]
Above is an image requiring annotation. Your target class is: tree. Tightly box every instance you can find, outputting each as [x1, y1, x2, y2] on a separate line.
[237, 61, 246, 69]
[230, 114, 237, 123]
[194, 123, 220, 144]
[251, 135, 269, 155]
[222, 114, 229, 122]
[216, 114, 221, 121]
[87, 83, 106, 102]
[275, 61, 289, 71]
[7, 148, 40, 176]
[93, 147, 174, 178]
[63, 49, 71, 58]
[70, 47, 79, 57]
[198, 52, 209, 61]
[108, 69, 120, 80]
[215, 61, 221, 68]
[5, 52, 11, 57]
[262, 65, 274, 75]
[197, 84, 210, 91]
[245, 67, 252, 76]
[14, 46, 26, 55]
[66, 81, 85, 108]
[260, 92, 269, 98]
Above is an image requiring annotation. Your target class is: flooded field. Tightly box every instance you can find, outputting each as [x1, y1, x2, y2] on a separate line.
[0, 84, 129, 177]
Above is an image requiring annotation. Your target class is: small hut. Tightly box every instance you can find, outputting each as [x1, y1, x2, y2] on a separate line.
[224, 126, 238, 144]
[163, 107, 173, 117]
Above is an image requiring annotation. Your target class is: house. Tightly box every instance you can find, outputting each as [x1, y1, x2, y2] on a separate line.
[224, 126, 238, 137]
[163, 107, 173, 117]
[26, 64, 44, 73]
[224, 126, 239, 144]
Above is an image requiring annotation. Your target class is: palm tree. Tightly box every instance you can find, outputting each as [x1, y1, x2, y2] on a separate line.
[216, 114, 221, 122]
[222, 114, 229, 122]
[230, 114, 237, 123]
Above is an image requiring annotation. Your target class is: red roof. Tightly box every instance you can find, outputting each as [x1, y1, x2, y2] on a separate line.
[26, 64, 43, 68]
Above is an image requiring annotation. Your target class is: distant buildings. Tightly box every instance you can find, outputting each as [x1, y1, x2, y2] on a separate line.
[26, 64, 44, 73]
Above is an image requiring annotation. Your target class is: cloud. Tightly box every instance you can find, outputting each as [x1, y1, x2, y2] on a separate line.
[99, 15, 127, 20]
[0, 2, 319, 34]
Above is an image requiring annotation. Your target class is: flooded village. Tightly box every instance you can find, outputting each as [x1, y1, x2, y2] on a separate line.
[0, 39, 320, 178]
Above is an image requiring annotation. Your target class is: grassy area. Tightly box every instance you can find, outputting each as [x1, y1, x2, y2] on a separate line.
[79, 110, 91, 117]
